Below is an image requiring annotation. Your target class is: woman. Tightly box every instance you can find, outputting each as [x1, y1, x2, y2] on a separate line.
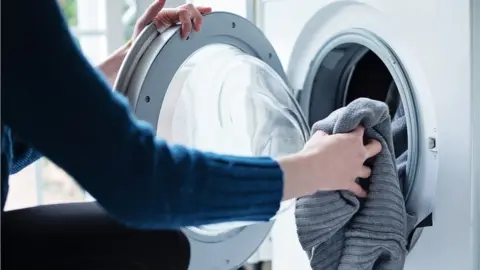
[2, 0, 381, 269]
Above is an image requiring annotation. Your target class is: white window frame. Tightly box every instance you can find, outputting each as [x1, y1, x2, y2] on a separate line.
[70, 0, 126, 63]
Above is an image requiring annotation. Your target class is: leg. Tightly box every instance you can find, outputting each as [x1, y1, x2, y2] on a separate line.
[2, 202, 190, 270]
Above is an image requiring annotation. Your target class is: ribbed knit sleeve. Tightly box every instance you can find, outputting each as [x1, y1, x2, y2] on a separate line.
[2, 0, 283, 229]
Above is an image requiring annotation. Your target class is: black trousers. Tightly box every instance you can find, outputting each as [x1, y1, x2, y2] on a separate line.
[2, 202, 191, 270]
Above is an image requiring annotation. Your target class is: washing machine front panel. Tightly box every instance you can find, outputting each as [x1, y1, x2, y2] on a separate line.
[113, 12, 310, 270]
[264, 1, 476, 270]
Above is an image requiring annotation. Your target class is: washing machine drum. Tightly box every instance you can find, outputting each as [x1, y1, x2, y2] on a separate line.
[114, 12, 310, 270]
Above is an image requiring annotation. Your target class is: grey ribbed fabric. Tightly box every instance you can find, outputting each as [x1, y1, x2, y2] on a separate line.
[295, 98, 415, 270]
[392, 101, 408, 195]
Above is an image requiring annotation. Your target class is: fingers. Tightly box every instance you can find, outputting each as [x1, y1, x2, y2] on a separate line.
[138, 0, 166, 27]
[358, 166, 372, 179]
[353, 125, 365, 137]
[348, 183, 367, 198]
[177, 8, 193, 39]
[365, 139, 382, 158]
[312, 130, 328, 137]
[196, 6, 213, 14]
[351, 125, 382, 158]
[159, 4, 212, 39]
[183, 4, 204, 32]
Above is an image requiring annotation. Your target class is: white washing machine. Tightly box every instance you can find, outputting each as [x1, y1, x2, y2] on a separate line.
[113, 0, 480, 268]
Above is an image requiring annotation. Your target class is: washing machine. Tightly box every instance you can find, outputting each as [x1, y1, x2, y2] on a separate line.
[113, 0, 480, 268]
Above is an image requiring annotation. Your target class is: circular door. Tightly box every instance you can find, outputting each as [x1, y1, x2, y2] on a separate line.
[114, 12, 310, 270]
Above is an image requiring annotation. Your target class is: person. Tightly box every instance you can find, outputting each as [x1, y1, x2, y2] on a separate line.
[1, 0, 382, 269]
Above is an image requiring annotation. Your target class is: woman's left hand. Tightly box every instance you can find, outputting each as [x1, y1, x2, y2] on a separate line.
[133, 0, 212, 40]
[98, 0, 212, 85]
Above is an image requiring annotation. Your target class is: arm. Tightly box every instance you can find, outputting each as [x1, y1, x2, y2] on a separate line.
[3, 0, 283, 229]
[97, 41, 132, 86]
[9, 37, 131, 174]
[10, 134, 43, 174]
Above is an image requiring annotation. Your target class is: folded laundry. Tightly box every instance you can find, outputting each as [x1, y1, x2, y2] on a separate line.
[295, 98, 416, 270]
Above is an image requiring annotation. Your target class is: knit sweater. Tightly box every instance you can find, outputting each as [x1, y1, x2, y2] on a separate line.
[295, 98, 414, 270]
[1, 0, 283, 229]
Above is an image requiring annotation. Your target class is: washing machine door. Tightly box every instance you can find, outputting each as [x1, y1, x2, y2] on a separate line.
[114, 12, 310, 270]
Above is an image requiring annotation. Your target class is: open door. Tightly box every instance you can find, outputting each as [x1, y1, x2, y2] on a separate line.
[114, 12, 310, 270]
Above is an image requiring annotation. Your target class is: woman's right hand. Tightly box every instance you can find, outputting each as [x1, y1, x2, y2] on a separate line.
[277, 126, 382, 200]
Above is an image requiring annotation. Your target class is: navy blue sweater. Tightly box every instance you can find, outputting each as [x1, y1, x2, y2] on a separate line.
[1, 0, 283, 229]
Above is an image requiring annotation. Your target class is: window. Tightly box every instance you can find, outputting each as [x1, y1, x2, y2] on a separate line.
[4, 0, 130, 211]
[189, 0, 249, 18]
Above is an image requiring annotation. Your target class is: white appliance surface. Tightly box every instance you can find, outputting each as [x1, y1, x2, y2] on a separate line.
[256, 1, 479, 269]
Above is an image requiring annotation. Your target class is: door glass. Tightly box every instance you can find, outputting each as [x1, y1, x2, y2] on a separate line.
[157, 44, 309, 235]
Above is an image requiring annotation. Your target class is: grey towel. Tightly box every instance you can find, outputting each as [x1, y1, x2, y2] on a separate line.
[295, 98, 416, 270]
[391, 101, 408, 196]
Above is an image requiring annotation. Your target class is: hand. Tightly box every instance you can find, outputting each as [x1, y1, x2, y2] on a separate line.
[133, 0, 213, 40]
[99, 1, 212, 86]
[277, 126, 382, 199]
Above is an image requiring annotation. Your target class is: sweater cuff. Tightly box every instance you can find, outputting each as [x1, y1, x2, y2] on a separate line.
[198, 152, 284, 223]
